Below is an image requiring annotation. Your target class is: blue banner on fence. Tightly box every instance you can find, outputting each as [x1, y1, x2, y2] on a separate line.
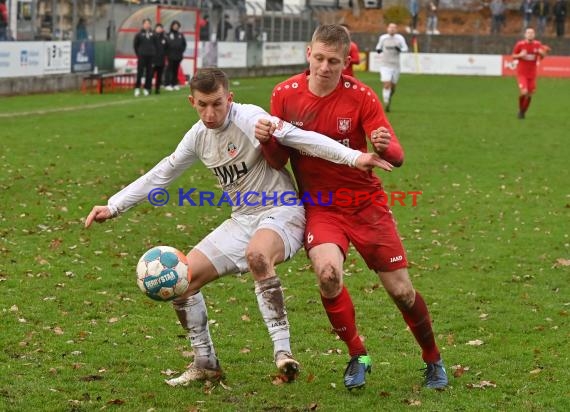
[71, 41, 94, 72]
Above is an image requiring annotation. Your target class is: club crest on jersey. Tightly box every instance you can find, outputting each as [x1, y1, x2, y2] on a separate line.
[227, 142, 238, 158]
[337, 118, 351, 134]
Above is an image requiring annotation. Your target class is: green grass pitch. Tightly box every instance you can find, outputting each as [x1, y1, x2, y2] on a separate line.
[0, 72, 569, 411]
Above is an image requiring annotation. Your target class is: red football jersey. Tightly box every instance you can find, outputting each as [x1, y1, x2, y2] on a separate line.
[513, 40, 543, 78]
[270, 71, 403, 212]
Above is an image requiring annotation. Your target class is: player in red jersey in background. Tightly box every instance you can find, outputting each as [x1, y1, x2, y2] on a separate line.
[512, 27, 550, 119]
[340, 24, 360, 78]
[255, 24, 448, 391]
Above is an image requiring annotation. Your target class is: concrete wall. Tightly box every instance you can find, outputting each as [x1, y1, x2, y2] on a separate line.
[0, 73, 84, 96]
[0, 65, 307, 96]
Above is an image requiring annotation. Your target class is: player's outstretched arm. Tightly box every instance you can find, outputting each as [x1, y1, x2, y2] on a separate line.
[85, 205, 114, 228]
[255, 119, 290, 169]
[234, 104, 388, 171]
[355, 153, 393, 172]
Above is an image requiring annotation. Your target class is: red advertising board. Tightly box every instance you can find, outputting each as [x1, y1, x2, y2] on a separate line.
[502, 55, 570, 78]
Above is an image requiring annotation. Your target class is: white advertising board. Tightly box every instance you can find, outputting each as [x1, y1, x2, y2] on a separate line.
[217, 42, 248, 68]
[43, 41, 72, 75]
[0, 42, 43, 78]
[369, 52, 502, 76]
[262, 42, 306, 66]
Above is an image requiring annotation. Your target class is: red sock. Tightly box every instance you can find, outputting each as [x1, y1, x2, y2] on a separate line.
[398, 292, 440, 363]
[519, 95, 525, 112]
[321, 286, 366, 356]
[523, 96, 532, 113]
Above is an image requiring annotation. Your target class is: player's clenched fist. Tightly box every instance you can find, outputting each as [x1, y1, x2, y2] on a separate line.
[370, 127, 392, 154]
[85, 205, 113, 228]
[254, 119, 276, 143]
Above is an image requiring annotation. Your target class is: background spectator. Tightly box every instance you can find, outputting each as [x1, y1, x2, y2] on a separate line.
[76, 17, 88, 41]
[0, 0, 8, 41]
[490, 0, 506, 34]
[152, 23, 167, 95]
[407, 0, 420, 34]
[533, 0, 550, 35]
[427, 0, 440, 35]
[133, 18, 156, 97]
[553, 0, 567, 37]
[199, 14, 210, 41]
[521, 0, 536, 30]
[217, 14, 233, 41]
[165, 20, 186, 91]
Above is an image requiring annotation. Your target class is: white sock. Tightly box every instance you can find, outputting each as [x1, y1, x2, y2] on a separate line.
[255, 277, 291, 356]
[173, 292, 218, 369]
[383, 88, 391, 104]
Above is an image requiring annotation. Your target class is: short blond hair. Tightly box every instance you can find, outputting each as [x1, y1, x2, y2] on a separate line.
[311, 24, 351, 57]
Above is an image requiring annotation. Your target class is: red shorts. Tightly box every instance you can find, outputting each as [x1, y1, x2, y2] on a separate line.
[304, 203, 408, 272]
[517, 75, 536, 94]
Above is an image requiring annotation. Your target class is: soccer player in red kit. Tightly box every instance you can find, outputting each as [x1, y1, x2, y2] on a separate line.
[341, 24, 360, 78]
[512, 28, 550, 119]
[255, 24, 448, 390]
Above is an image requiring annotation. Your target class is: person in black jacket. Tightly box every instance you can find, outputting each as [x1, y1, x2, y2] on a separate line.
[133, 18, 156, 97]
[152, 23, 168, 94]
[553, 0, 567, 37]
[165, 20, 187, 91]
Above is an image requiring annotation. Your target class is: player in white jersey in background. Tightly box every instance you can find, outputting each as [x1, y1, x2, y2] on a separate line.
[84, 68, 392, 387]
[375, 23, 409, 112]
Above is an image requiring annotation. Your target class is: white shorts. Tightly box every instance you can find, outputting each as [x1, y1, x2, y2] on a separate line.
[194, 205, 305, 276]
[380, 67, 400, 84]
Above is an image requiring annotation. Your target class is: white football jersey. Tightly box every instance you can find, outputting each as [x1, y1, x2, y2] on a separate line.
[107, 102, 362, 216]
[375, 34, 408, 69]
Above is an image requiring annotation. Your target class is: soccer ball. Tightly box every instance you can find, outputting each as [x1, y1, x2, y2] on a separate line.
[136, 246, 191, 301]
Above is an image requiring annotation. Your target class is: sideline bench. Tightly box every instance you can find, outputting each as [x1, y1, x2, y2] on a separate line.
[81, 72, 136, 94]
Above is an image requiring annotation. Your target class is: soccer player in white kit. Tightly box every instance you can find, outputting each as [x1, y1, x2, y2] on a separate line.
[84, 68, 392, 386]
[375, 23, 409, 112]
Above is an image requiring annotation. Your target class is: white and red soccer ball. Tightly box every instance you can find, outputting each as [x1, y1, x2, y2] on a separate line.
[136, 246, 191, 301]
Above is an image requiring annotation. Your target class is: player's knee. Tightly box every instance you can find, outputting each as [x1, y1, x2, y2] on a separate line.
[246, 250, 270, 275]
[316, 262, 342, 297]
[390, 287, 415, 310]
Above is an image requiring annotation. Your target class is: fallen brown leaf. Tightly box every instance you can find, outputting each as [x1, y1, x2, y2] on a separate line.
[239, 347, 251, 354]
[466, 380, 496, 389]
[50, 239, 62, 249]
[404, 399, 422, 406]
[466, 339, 484, 346]
[554, 258, 570, 267]
[219, 381, 232, 390]
[309, 402, 318, 410]
[271, 375, 288, 385]
[529, 368, 542, 374]
[241, 314, 250, 322]
[379, 391, 390, 397]
[306, 373, 316, 383]
[53, 326, 64, 335]
[107, 399, 125, 405]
